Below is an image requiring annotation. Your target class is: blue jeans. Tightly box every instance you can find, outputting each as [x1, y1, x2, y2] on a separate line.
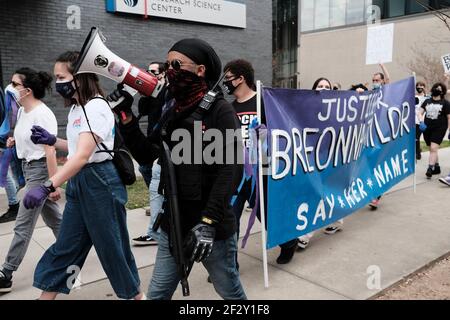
[139, 164, 153, 188]
[5, 169, 19, 206]
[147, 163, 163, 241]
[33, 161, 141, 299]
[148, 231, 247, 300]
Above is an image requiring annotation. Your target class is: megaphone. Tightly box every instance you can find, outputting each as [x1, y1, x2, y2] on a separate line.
[74, 27, 164, 105]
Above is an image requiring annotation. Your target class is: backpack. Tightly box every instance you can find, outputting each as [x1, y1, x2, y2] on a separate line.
[80, 97, 136, 186]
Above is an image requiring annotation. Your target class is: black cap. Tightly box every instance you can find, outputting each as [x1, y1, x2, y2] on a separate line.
[169, 38, 222, 87]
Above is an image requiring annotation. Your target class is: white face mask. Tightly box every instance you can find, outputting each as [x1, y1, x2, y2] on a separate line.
[5, 84, 28, 104]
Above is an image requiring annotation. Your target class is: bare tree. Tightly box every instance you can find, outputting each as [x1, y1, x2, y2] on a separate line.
[405, 43, 447, 87]
[415, 0, 450, 32]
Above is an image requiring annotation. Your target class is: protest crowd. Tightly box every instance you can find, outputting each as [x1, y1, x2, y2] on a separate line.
[0, 29, 449, 301]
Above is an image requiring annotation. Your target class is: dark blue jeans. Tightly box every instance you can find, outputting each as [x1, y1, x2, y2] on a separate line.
[33, 161, 141, 299]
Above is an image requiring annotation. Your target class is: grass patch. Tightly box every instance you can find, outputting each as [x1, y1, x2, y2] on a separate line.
[126, 177, 149, 210]
[59, 177, 148, 210]
[420, 140, 450, 152]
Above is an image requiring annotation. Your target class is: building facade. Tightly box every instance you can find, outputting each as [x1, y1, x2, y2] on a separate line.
[298, 0, 450, 90]
[0, 0, 272, 137]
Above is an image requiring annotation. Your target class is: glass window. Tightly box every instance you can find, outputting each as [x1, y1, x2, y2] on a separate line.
[273, 0, 298, 88]
[315, 0, 331, 29]
[346, 0, 366, 24]
[330, 0, 347, 27]
[301, 0, 315, 32]
[387, 0, 406, 17]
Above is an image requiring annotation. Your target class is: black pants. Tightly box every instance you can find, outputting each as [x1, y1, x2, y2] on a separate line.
[415, 124, 422, 157]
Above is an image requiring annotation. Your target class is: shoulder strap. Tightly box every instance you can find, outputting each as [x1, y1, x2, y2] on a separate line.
[79, 99, 113, 158]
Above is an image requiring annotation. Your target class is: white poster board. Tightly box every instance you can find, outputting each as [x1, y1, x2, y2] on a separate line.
[366, 23, 395, 65]
[441, 54, 450, 74]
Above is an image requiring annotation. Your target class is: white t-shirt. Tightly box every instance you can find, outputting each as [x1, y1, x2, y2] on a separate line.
[14, 103, 58, 162]
[66, 97, 115, 163]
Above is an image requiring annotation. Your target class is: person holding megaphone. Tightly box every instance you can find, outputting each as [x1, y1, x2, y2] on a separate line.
[24, 51, 145, 300]
[110, 38, 247, 300]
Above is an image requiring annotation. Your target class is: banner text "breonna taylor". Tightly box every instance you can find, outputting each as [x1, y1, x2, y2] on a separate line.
[271, 90, 411, 179]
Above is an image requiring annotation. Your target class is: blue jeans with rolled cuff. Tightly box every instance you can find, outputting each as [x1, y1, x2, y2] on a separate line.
[33, 161, 141, 299]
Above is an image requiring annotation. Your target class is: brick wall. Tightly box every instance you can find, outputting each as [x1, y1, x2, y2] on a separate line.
[0, 0, 272, 137]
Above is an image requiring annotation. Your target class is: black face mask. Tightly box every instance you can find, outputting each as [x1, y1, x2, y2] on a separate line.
[416, 87, 424, 94]
[55, 80, 76, 99]
[222, 79, 240, 95]
[432, 88, 443, 97]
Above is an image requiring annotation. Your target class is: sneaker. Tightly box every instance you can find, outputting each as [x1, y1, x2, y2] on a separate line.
[0, 203, 19, 224]
[426, 167, 433, 179]
[145, 209, 151, 216]
[297, 238, 309, 249]
[369, 199, 380, 210]
[132, 235, 158, 246]
[439, 175, 450, 187]
[324, 225, 342, 235]
[432, 165, 441, 175]
[276, 244, 297, 264]
[0, 270, 12, 293]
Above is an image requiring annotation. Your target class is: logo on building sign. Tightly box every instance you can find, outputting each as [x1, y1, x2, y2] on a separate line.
[106, 0, 246, 28]
[124, 0, 138, 7]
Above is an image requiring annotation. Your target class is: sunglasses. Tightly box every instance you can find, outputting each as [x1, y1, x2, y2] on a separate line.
[10, 80, 24, 88]
[164, 59, 196, 71]
[147, 69, 160, 76]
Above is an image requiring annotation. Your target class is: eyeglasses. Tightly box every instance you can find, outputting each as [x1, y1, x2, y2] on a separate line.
[10, 80, 24, 88]
[164, 59, 196, 71]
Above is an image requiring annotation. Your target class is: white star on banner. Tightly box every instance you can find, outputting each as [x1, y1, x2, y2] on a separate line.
[338, 196, 346, 208]
[367, 178, 374, 189]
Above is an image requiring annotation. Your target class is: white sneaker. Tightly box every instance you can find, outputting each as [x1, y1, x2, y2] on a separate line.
[324, 225, 342, 235]
[297, 238, 309, 249]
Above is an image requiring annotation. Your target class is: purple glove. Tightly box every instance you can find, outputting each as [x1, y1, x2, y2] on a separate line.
[23, 185, 51, 209]
[30, 125, 57, 146]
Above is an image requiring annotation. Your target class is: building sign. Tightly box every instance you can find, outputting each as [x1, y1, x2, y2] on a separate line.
[106, 0, 246, 28]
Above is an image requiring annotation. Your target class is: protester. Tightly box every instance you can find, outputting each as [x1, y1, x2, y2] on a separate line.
[418, 82, 450, 179]
[369, 65, 390, 209]
[223, 59, 298, 264]
[0, 170, 19, 223]
[110, 39, 247, 300]
[333, 83, 342, 90]
[298, 77, 343, 249]
[132, 62, 167, 246]
[372, 63, 391, 89]
[0, 68, 62, 293]
[415, 81, 429, 160]
[24, 51, 145, 300]
[0, 86, 20, 224]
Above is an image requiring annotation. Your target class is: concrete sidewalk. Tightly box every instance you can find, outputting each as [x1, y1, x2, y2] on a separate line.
[0, 149, 449, 300]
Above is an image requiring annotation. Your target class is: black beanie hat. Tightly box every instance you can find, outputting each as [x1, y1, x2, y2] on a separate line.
[169, 38, 222, 87]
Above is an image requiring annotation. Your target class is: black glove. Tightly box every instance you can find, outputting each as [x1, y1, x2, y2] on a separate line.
[187, 222, 216, 263]
[106, 84, 134, 117]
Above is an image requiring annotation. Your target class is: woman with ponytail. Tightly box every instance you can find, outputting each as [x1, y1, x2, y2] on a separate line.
[0, 68, 62, 293]
[24, 51, 144, 300]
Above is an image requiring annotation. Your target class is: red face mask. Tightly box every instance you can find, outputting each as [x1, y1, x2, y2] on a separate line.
[167, 68, 208, 112]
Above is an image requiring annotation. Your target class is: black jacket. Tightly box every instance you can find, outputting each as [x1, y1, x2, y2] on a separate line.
[119, 95, 243, 240]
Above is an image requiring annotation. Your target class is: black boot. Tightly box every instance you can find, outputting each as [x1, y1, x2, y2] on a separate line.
[276, 241, 298, 265]
[0, 203, 19, 224]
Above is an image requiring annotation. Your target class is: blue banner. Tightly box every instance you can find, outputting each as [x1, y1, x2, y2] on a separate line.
[264, 77, 416, 248]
